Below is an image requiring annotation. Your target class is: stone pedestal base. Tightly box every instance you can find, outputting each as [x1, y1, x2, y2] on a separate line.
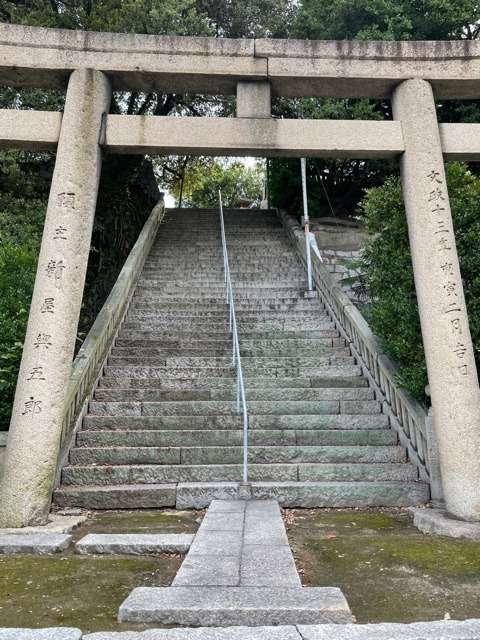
[413, 508, 480, 539]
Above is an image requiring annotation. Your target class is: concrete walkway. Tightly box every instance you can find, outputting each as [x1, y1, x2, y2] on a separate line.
[118, 499, 352, 626]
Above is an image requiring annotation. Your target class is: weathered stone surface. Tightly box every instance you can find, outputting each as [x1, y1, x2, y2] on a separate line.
[54, 484, 176, 509]
[200, 512, 245, 531]
[75, 533, 194, 555]
[0, 431, 7, 478]
[0, 68, 112, 528]
[84, 626, 300, 640]
[413, 508, 480, 539]
[297, 462, 418, 482]
[250, 481, 429, 508]
[0, 533, 72, 555]
[393, 78, 480, 522]
[297, 619, 480, 639]
[0, 630, 82, 640]
[236, 81, 271, 118]
[0, 514, 85, 536]
[243, 517, 289, 546]
[188, 530, 242, 557]
[108, 115, 404, 159]
[207, 500, 246, 514]
[4, 24, 480, 100]
[173, 555, 240, 587]
[177, 484, 240, 509]
[241, 545, 300, 588]
[118, 586, 352, 625]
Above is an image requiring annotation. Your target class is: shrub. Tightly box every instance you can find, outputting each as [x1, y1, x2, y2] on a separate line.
[361, 162, 480, 402]
[0, 240, 39, 428]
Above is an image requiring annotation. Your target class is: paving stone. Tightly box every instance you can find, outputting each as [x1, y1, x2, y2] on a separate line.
[173, 554, 240, 586]
[0, 630, 82, 640]
[0, 533, 72, 555]
[245, 499, 280, 517]
[0, 515, 85, 536]
[413, 508, 480, 539]
[240, 545, 300, 587]
[75, 533, 194, 555]
[84, 627, 301, 640]
[243, 515, 289, 546]
[200, 512, 245, 531]
[297, 619, 480, 639]
[208, 500, 246, 514]
[188, 530, 242, 557]
[118, 586, 353, 625]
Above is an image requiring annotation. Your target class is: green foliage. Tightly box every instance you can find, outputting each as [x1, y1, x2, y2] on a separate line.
[0, 156, 47, 428]
[80, 156, 160, 335]
[361, 162, 480, 401]
[164, 158, 265, 208]
[293, 0, 480, 41]
[0, 0, 212, 35]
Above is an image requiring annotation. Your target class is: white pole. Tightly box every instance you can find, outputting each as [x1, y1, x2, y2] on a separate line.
[301, 158, 313, 291]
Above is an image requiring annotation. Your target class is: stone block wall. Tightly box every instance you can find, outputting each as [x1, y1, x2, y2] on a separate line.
[311, 217, 368, 304]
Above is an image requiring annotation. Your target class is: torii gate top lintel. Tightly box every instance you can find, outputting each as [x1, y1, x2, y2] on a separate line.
[1, 23, 480, 98]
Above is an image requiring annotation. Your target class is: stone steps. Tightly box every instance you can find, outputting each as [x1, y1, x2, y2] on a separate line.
[82, 413, 390, 430]
[53, 481, 429, 510]
[53, 207, 429, 510]
[93, 387, 373, 402]
[61, 462, 419, 484]
[130, 301, 325, 312]
[106, 354, 355, 367]
[117, 329, 341, 340]
[99, 371, 364, 388]
[69, 444, 406, 465]
[76, 428, 398, 447]
[109, 345, 344, 358]
[88, 399, 381, 416]
[114, 337, 348, 349]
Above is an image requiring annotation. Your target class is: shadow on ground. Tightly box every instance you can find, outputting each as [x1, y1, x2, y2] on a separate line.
[285, 508, 480, 623]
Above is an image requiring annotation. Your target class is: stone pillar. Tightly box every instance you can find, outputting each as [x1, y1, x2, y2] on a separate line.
[0, 69, 111, 527]
[392, 78, 480, 522]
[236, 81, 271, 118]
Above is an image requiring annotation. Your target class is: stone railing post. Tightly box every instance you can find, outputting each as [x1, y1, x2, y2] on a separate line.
[0, 69, 111, 527]
[392, 78, 480, 522]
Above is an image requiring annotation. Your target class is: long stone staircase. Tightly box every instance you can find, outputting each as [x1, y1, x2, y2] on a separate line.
[54, 208, 429, 509]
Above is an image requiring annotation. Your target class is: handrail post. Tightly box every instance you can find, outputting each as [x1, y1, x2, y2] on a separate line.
[301, 158, 313, 292]
[218, 190, 249, 486]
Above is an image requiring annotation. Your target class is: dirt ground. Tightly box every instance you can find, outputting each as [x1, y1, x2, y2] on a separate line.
[285, 508, 480, 623]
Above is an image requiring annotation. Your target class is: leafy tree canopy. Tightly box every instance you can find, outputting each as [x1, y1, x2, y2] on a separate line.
[161, 157, 265, 208]
[293, 0, 480, 41]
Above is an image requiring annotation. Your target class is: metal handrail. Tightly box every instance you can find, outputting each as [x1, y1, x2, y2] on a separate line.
[301, 158, 313, 292]
[218, 190, 249, 483]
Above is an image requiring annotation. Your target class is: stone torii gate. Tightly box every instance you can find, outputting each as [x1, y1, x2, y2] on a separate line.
[0, 24, 480, 527]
